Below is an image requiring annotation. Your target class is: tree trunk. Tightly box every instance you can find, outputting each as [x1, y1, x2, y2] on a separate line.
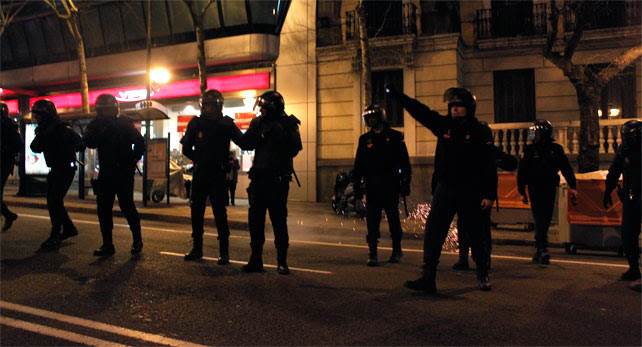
[71, 14, 89, 114]
[574, 84, 601, 173]
[356, 2, 372, 107]
[195, 16, 207, 95]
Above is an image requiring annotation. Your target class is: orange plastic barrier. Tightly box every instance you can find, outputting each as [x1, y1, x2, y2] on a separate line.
[566, 179, 622, 226]
[496, 172, 530, 209]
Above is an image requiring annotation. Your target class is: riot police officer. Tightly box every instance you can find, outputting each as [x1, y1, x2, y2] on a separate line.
[1, 102, 23, 231]
[518, 120, 577, 265]
[353, 105, 411, 266]
[604, 119, 641, 281]
[82, 94, 145, 257]
[29, 99, 85, 251]
[452, 121, 518, 270]
[387, 84, 497, 293]
[181, 89, 243, 263]
[239, 91, 302, 275]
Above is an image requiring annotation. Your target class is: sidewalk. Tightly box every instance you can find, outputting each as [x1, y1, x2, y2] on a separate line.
[2, 183, 542, 247]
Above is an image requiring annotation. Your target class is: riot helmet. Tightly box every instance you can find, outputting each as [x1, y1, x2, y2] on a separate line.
[95, 94, 119, 118]
[479, 120, 494, 145]
[528, 119, 553, 143]
[1, 102, 8, 119]
[362, 104, 386, 129]
[199, 89, 224, 119]
[30, 99, 59, 124]
[443, 88, 476, 117]
[621, 119, 641, 148]
[254, 91, 285, 116]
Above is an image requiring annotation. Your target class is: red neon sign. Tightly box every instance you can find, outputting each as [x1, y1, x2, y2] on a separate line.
[177, 115, 196, 133]
[4, 100, 19, 114]
[29, 72, 270, 109]
[234, 112, 256, 130]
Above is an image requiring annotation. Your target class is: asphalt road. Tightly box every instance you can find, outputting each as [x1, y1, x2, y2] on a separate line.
[1, 207, 640, 346]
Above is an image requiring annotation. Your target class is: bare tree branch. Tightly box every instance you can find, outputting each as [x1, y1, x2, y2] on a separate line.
[0, 0, 27, 37]
[43, 0, 70, 20]
[563, 1, 585, 61]
[200, 0, 214, 17]
[596, 45, 642, 88]
[544, 0, 559, 59]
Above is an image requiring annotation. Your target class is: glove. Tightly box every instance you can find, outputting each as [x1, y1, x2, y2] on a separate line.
[384, 83, 402, 99]
[603, 190, 613, 209]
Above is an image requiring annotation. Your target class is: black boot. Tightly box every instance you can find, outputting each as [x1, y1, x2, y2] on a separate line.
[130, 228, 143, 255]
[532, 249, 542, 263]
[404, 263, 437, 293]
[94, 231, 115, 256]
[2, 212, 18, 231]
[621, 257, 641, 281]
[277, 248, 290, 275]
[367, 242, 378, 267]
[477, 262, 491, 291]
[40, 227, 62, 251]
[60, 223, 78, 240]
[388, 239, 403, 263]
[242, 245, 264, 272]
[184, 237, 203, 261]
[217, 238, 229, 265]
[540, 249, 551, 265]
[452, 252, 470, 270]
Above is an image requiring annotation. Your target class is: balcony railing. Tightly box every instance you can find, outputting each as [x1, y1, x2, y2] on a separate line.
[564, 0, 641, 32]
[489, 118, 631, 158]
[475, 3, 547, 40]
[345, 3, 417, 41]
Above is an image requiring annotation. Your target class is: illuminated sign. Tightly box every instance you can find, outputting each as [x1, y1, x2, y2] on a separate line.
[24, 124, 51, 175]
[177, 115, 196, 133]
[3, 99, 19, 114]
[234, 112, 256, 130]
[29, 72, 270, 109]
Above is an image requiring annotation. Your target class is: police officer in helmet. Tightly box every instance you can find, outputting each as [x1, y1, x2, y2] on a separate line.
[1, 102, 23, 231]
[82, 94, 145, 257]
[353, 104, 411, 266]
[604, 119, 641, 281]
[29, 99, 85, 251]
[238, 90, 302, 275]
[387, 84, 497, 293]
[518, 119, 577, 265]
[181, 89, 243, 263]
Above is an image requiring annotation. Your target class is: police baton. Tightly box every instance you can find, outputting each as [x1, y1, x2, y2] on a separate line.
[402, 195, 409, 218]
[292, 168, 301, 187]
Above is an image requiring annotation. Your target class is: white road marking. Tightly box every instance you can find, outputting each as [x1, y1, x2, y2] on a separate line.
[0, 315, 127, 347]
[0, 301, 207, 347]
[160, 251, 333, 274]
[17, 213, 628, 269]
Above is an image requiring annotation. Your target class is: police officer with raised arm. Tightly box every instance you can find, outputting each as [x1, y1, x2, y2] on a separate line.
[82, 94, 145, 257]
[30, 99, 85, 251]
[386, 84, 497, 293]
[604, 119, 641, 281]
[1, 102, 22, 231]
[238, 91, 302, 275]
[181, 89, 243, 264]
[353, 104, 411, 266]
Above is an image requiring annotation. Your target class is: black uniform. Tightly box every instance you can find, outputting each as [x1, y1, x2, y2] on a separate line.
[1, 113, 23, 230]
[605, 143, 641, 278]
[30, 120, 84, 237]
[353, 126, 411, 260]
[240, 111, 302, 272]
[518, 140, 576, 253]
[83, 115, 145, 251]
[452, 146, 518, 268]
[180, 115, 242, 257]
[399, 95, 497, 279]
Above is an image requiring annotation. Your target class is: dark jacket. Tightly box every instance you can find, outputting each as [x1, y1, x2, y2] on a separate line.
[517, 140, 576, 196]
[399, 94, 497, 200]
[353, 126, 411, 189]
[30, 120, 84, 169]
[605, 144, 640, 199]
[180, 115, 243, 173]
[82, 115, 145, 172]
[1, 116, 23, 169]
[239, 112, 302, 178]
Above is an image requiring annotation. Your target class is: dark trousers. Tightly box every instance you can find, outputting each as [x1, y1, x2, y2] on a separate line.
[424, 183, 488, 266]
[247, 178, 290, 251]
[456, 208, 492, 260]
[227, 181, 236, 205]
[365, 188, 402, 244]
[46, 167, 76, 230]
[622, 197, 641, 260]
[96, 169, 140, 242]
[190, 171, 230, 241]
[528, 185, 557, 250]
[1, 161, 15, 218]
